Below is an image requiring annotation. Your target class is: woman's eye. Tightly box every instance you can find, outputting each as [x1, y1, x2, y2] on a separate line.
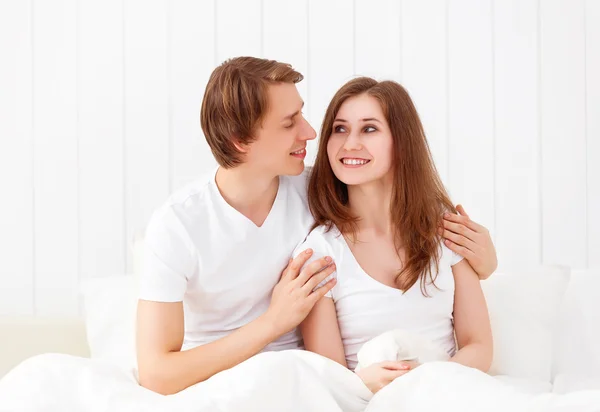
[364, 126, 377, 133]
[334, 125, 346, 133]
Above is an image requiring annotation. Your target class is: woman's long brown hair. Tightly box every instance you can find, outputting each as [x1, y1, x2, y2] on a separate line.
[308, 77, 456, 295]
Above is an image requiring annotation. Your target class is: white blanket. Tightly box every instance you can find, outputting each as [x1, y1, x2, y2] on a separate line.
[1, 331, 599, 412]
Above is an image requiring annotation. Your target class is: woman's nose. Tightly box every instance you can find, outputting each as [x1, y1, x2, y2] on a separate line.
[342, 132, 362, 151]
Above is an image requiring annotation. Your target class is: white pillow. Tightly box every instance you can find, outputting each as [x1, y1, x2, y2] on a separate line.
[132, 232, 145, 280]
[80, 235, 145, 374]
[552, 269, 600, 380]
[481, 266, 570, 383]
[493, 375, 553, 394]
[80, 274, 138, 373]
[552, 373, 600, 394]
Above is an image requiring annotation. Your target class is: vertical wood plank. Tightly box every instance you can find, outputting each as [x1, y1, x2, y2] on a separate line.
[170, 0, 217, 191]
[493, 0, 540, 268]
[586, 0, 600, 270]
[448, 0, 495, 234]
[124, 0, 170, 272]
[33, 0, 79, 315]
[307, 0, 354, 164]
[263, 0, 309, 116]
[540, 0, 586, 268]
[354, 0, 401, 80]
[402, 0, 449, 184]
[78, 0, 125, 279]
[0, 1, 34, 314]
[216, 0, 261, 63]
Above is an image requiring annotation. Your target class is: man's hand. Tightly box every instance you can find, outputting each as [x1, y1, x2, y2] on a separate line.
[441, 204, 498, 280]
[355, 361, 418, 394]
[265, 249, 337, 337]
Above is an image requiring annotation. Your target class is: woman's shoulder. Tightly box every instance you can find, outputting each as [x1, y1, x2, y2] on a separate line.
[438, 241, 464, 268]
[293, 224, 344, 259]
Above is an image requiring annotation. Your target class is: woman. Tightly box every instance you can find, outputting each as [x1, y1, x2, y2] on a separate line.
[295, 77, 493, 394]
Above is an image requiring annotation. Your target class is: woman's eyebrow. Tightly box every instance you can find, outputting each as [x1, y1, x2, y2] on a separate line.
[360, 117, 382, 123]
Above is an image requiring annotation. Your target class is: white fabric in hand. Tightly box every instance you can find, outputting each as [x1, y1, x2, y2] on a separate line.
[355, 329, 449, 371]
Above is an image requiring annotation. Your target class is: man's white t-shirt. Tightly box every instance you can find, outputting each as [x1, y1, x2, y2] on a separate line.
[139, 168, 314, 351]
[293, 225, 464, 370]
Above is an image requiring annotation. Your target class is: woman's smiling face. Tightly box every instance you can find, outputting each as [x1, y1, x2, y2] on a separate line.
[327, 93, 394, 186]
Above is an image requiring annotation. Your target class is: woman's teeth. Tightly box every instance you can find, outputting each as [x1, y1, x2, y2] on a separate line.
[342, 158, 370, 165]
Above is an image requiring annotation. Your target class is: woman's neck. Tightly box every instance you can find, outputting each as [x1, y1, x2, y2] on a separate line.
[347, 176, 394, 237]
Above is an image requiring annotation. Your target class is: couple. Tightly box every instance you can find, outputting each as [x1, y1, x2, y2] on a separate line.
[136, 57, 495, 398]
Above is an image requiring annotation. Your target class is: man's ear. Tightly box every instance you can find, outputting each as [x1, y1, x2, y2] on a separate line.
[232, 136, 249, 153]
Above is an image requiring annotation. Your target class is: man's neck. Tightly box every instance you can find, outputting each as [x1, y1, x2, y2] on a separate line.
[215, 165, 280, 225]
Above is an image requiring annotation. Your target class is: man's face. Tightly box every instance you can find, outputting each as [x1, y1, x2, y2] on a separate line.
[244, 83, 316, 176]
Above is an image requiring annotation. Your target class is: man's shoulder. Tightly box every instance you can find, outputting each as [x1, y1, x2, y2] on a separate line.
[164, 171, 215, 210]
[147, 171, 215, 235]
[281, 166, 311, 198]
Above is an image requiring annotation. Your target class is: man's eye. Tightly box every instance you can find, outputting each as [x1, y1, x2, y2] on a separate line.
[285, 123, 295, 129]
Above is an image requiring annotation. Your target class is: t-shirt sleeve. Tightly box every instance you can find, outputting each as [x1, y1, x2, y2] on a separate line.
[292, 228, 337, 299]
[450, 249, 464, 267]
[138, 206, 197, 302]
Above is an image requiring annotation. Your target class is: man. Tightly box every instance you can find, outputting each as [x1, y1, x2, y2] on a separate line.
[136, 57, 498, 395]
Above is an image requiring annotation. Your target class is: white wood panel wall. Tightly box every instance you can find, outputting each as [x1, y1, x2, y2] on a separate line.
[0, 0, 598, 316]
[33, 0, 79, 316]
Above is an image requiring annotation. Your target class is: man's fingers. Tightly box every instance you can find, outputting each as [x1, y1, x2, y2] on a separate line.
[279, 258, 293, 281]
[443, 229, 477, 251]
[437, 225, 444, 236]
[444, 239, 476, 260]
[296, 256, 333, 285]
[303, 263, 336, 293]
[443, 220, 477, 243]
[444, 212, 485, 234]
[456, 204, 470, 218]
[284, 249, 313, 280]
[309, 278, 336, 303]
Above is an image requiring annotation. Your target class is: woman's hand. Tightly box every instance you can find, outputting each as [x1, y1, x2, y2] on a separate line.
[355, 361, 419, 394]
[441, 205, 498, 280]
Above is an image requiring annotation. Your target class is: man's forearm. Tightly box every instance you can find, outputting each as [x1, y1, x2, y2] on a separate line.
[139, 314, 280, 395]
[475, 263, 496, 280]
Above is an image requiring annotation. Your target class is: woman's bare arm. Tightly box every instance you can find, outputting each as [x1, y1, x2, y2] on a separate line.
[300, 297, 347, 367]
[450, 259, 493, 372]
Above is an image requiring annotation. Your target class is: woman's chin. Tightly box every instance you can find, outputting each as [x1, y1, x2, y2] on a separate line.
[335, 175, 371, 187]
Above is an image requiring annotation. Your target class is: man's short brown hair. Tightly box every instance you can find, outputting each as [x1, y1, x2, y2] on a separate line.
[200, 57, 303, 168]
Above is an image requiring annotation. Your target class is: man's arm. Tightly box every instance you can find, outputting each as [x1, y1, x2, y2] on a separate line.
[136, 300, 279, 395]
[441, 204, 498, 280]
[136, 251, 337, 395]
